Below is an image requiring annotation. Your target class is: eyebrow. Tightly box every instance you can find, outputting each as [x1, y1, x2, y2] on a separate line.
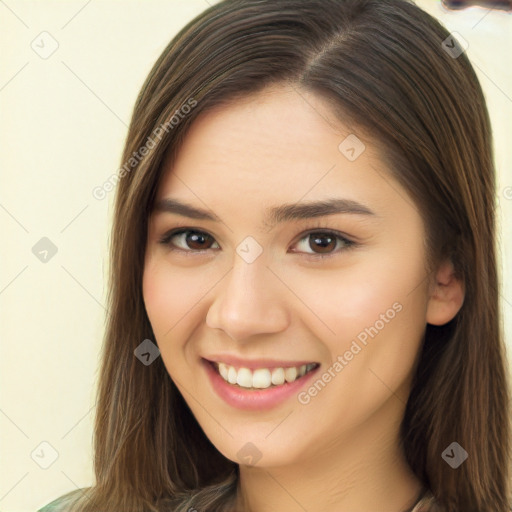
[153, 197, 377, 228]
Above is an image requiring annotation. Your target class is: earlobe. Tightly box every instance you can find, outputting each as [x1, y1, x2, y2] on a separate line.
[426, 259, 465, 326]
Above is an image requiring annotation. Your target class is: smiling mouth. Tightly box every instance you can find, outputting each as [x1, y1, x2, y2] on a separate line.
[207, 360, 320, 390]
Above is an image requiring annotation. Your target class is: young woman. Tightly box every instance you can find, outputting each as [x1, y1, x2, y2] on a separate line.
[39, 0, 511, 511]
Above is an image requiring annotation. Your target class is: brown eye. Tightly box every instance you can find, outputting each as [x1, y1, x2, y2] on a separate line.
[162, 230, 220, 251]
[292, 231, 354, 256]
[308, 233, 337, 253]
[160, 228, 356, 259]
[184, 231, 215, 250]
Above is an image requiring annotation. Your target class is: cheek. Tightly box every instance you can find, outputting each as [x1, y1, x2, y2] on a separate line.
[284, 240, 428, 374]
[143, 260, 179, 340]
[343, 249, 427, 396]
[142, 260, 193, 388]
[289, 250, 425, 324]
[282, 252, 428, 436]
[142, 255, 219, 372]
[143, 255, 201, 337]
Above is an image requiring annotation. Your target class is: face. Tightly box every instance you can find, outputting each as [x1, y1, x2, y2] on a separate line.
[143, 84, 433, 468]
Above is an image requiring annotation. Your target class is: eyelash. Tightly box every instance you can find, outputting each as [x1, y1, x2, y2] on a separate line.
[157, 223, 358, 260]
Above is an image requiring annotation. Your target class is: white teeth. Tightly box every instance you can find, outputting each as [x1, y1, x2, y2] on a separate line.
[284, 367, 297, 383]
[271, 367, 285, 386]
[227, 366, 238, 384]
[215, 362, 317, 389]
[252, 368, 272, 388]
[236, 368, 253, 388]
[219, 363, 229, 380]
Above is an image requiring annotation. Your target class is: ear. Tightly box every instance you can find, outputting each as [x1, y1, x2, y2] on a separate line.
[426, 259, 465, 326]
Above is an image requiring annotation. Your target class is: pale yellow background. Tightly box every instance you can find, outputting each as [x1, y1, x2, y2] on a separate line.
[0, 1, 510, 511]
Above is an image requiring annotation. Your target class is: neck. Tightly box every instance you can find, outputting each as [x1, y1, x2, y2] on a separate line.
[234, 392, 423, 512]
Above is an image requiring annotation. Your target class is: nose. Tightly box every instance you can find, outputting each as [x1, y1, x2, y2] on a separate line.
[205, 257, 290, 342]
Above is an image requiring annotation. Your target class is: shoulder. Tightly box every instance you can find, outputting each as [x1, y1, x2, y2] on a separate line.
[37, 489, 86, 512]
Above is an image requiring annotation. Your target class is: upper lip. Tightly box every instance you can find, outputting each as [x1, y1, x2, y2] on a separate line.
[202, 355, 318, 370]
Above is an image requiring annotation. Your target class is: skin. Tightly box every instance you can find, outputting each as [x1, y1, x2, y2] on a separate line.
[143, 84, 464, 512]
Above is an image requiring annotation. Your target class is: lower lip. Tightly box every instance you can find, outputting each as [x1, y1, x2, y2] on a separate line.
[202, 358, 320, 411]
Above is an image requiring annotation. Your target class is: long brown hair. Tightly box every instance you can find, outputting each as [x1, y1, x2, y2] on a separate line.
[61, 1, 511, 510]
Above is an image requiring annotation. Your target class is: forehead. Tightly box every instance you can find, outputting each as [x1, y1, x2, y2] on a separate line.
[171, 85, 364, 168]
[154, 85, 404, 223]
